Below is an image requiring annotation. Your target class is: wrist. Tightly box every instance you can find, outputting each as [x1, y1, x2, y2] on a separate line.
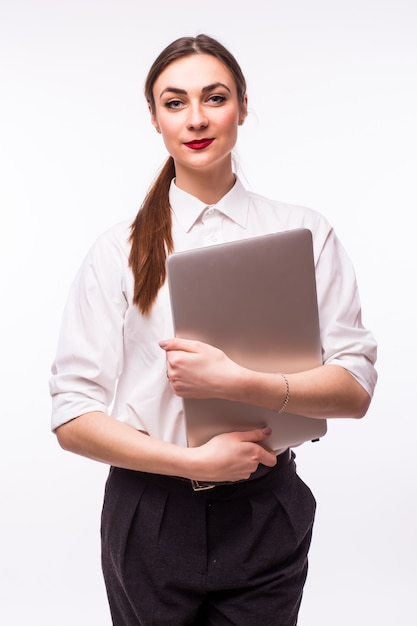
[275, 373, 290, 413]
[179, 446, 206, 481]
[226, 369, 290, 413]
[218, 363, 252, 403]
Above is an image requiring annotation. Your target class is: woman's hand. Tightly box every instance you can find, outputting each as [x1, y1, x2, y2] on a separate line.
[160, 337, 242, 399]
[160, 338, 277, 482]
[55, 412, 274, 482]
[159, 337, 372, 419]
[187, 427, 277, 483]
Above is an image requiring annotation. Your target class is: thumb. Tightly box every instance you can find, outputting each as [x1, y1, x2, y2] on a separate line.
[159, 337, 197, 352]
[236, 427, 277, 467]
[236, 426, 272, 443]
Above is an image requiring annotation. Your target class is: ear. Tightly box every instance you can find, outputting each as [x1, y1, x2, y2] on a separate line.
[238, 94, 248, 126]
[148, 101, 161, 133]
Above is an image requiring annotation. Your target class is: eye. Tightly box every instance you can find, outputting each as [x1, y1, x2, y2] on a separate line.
[165, 99, 184, 110]
[207, 94, 226, 105]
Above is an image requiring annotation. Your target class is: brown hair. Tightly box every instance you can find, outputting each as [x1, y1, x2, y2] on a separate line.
[128, 34, 247, 314]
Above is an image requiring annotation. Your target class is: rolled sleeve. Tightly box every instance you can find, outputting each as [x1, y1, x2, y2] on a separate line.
[315, 226, 378, 398]
[49, 228, 129, 430]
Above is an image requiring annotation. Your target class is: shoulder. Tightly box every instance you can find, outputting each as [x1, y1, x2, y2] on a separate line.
[248, 187, 325, 219]
[86, 218, 133, 264]
[66, 218, 135, 305]
[70, 218, 134, 291]
[244, 186, 332, 240]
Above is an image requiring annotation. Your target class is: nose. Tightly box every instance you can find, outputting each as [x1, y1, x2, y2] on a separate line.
[186, 103, 208, 130]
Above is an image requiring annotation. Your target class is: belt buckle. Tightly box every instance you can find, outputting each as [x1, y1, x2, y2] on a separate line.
[191, 479, 216, 492]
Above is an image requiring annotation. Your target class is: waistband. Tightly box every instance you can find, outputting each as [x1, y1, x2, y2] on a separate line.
[184, 447, 291, 491]
[108, 449, 295, 501]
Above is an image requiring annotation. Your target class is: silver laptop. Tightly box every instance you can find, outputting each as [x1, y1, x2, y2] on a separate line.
[166, 228, 327, 450]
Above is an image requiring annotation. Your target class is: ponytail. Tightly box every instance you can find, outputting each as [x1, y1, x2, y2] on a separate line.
[128, 157, 175, 315]
[130, 33, 247, 314]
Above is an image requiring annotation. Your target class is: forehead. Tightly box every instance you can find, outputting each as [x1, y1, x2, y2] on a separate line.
[153, 54, 237, 97]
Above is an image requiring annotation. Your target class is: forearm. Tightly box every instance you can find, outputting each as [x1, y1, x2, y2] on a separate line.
[232, 363, 371, 419]
[54, 410, 277, 482]
[55, 411, 192, 476]
[162, 338, 371, 419]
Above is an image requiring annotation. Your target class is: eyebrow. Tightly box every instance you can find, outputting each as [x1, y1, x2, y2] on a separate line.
[159, 82, 232, 99]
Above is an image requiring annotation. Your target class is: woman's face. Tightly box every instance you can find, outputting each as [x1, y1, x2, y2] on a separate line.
[150, 54, 247, 178]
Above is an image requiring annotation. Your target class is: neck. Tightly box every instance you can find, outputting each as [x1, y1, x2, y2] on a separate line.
[174, 162, 236, 205]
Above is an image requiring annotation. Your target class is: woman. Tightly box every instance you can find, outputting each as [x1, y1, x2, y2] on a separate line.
[50, 34, 377, 625]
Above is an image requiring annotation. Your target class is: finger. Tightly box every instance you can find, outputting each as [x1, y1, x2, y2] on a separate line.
[234, 426, 272, 443]
[159, 338, 200, 353]
[258, 447, 278, 468]
[232, 427, 277, 468]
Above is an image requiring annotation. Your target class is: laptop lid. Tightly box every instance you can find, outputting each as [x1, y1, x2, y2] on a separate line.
[166, 228, 327, 450]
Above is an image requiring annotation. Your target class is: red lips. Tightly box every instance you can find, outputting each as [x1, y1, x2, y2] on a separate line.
[184, 138, 214, 150]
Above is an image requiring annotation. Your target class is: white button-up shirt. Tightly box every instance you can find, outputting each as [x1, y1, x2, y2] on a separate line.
[50, 177, 377, 448]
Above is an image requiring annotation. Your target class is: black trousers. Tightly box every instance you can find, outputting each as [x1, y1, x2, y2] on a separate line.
[101, 452, 316, 626]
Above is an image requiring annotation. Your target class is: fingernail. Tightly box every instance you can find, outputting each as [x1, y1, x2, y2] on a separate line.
[159, 340, 168, 348]
[262, 427, 272, 436]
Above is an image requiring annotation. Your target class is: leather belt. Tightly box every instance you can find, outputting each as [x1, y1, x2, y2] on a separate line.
[187, 447, 291, 492]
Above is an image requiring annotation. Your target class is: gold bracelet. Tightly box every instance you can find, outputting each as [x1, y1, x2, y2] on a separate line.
[277, 373, 290, 414]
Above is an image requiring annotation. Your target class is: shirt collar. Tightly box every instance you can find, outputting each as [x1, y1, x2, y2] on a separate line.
[169, 176, 250, 232]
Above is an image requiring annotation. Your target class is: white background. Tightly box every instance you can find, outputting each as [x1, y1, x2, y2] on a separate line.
[1, 1, 416, 624]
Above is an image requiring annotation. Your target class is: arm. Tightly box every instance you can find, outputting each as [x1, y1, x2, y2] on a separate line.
[161, 223, 377, 419]
[55, 411, 277, 482]
[51, 231, 276, 482]
[161, 338, 371, 419]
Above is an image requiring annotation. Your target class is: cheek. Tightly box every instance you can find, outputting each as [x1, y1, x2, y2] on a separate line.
[159, 114, 183, 139]
[217, 109, 240, 135]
